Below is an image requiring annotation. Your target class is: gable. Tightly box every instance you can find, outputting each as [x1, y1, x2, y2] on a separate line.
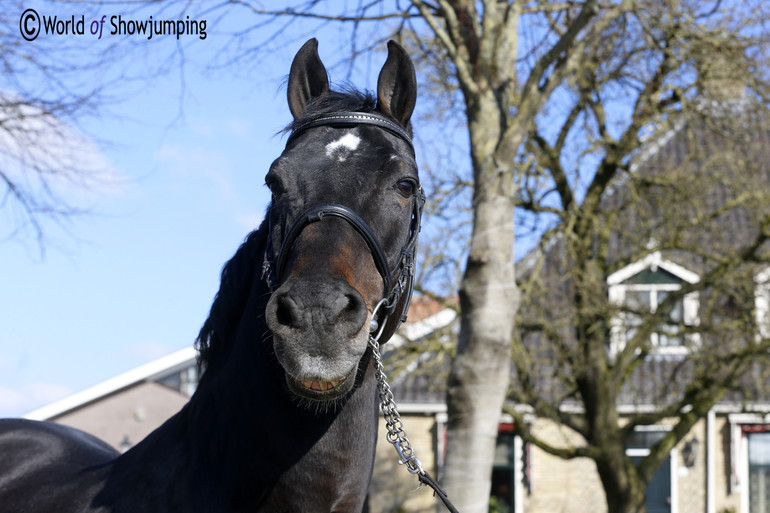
[608, 251, 700, 286]
[621, 268, 683, 285]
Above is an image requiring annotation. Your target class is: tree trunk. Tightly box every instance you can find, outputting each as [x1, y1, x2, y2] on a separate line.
[441, 92, 519, 511]
[596, 452, 648, 513]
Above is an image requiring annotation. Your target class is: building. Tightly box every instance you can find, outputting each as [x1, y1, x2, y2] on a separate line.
[24, 348, 198, 451]
[505, 81, 770, 513]
[22, 296, 770, 513]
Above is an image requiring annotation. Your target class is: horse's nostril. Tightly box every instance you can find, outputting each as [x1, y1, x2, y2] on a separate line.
[275, 295, 301, 327]
[338, 293, 366, 326]
[346, 295, 359, 313]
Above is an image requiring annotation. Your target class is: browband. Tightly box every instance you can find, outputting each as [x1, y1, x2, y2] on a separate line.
[286, 112, 413, 150]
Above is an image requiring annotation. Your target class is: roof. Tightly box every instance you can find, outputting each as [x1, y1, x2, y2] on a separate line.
[515, 97, 770, 409]
[603, 99, 770, 273]
[385, 296, 458, 407]
[24, 347, 196, 421]
[607, 251, 699, 286]
[390, 295, 458, 347]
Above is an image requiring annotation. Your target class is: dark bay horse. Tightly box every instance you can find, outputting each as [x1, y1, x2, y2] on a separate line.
[0, 38, 422, 512]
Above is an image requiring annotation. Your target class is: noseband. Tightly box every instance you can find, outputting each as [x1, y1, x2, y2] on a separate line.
[261, 111, 425, 337]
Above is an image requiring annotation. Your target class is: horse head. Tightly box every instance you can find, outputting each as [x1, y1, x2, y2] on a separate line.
[264, 39, 422, 403]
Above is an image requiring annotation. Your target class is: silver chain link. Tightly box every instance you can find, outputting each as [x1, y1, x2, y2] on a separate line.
[369, 335, 425, 475]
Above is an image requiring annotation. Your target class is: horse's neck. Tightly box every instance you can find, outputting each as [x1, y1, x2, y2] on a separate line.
[254, 360, 380, 511]
[111, 281, 380, 511]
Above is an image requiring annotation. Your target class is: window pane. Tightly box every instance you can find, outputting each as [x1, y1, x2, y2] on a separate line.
[657, 291, 683, 322]
[491, 432, 515, 513]
[750, 432, 770, 465]
[626, 290, 651, 311]
[749, 433, 770, 513]
[749, 467, 770, 513]
[627, 429, 667, 450]
[490, 469, 514, 513]
[657, 324, 683, 347]
[494, 433, 514, 466]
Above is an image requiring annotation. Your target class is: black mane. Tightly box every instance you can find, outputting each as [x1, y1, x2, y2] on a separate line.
[283, 87, 378, 134]
[195, 220, 269, 373]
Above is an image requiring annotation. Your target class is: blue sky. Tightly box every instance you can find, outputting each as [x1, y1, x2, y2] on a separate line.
[1, 2, 398, 417]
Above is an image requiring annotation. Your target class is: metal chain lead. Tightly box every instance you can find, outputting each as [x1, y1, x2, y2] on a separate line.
[368, 335, 424, 475]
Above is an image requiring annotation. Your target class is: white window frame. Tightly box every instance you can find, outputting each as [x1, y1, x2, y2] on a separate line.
[728, 413, 770, 513]
[608, 252, 700, 359]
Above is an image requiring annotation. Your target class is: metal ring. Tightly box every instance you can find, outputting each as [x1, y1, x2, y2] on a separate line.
[370, 297, 390, 342]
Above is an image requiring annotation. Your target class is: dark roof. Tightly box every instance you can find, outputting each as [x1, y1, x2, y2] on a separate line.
[516, 96, 770, 409]
[602, 97, 770, 273]
[389, 353, 449, 405]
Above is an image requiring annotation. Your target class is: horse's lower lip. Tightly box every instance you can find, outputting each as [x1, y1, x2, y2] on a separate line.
[296, 377, 344, 392]
[285, 366, 357, 401]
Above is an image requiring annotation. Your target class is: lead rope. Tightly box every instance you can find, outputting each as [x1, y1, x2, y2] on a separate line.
[368, 334, 460, 513]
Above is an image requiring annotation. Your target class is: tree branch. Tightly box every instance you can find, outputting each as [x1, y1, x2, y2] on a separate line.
[410, 0, 480, 97]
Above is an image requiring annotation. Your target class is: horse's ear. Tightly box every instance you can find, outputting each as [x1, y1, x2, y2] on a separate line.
[288, 38, 330, 119]
[377, 40, 417, 127]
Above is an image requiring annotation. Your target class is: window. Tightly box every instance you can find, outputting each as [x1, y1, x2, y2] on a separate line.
[732, 420, 770, 513]
[489, 423, 527, 513]
[490, 425, 516, 513]
[626, 427, 678, 513]
[622, 284, 685, 350]
[608, 252, 699, 358]
[436, 417, 522, 513]
[749, 431, 770, 513]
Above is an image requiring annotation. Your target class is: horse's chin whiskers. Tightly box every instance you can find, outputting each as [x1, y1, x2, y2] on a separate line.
[289, 391, 346, 414]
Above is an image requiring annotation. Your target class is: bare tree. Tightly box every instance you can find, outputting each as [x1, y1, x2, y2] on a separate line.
[1, 1, 199, 250]
[507, 4, 770, 513]
[1, 2, 115, 247]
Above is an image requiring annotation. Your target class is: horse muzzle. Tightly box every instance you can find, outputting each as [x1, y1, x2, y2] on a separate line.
[265, 276, 371, 402]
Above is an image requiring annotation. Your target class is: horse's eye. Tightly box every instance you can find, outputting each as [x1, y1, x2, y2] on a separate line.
[265, 178, 282, 198]
[396, 180, 416, 198]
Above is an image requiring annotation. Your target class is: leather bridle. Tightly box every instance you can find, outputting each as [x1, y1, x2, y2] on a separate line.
[261, 111, 425, 339]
